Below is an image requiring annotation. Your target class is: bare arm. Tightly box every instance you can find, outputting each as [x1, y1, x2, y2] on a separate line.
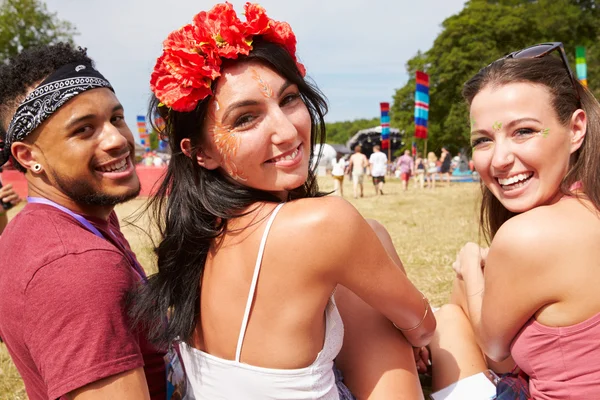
[0, 183, 21, 234]
[459, 216, 557, 361]
[308, 197, 436, 347]
[0, 213, 7, 234]
[68, 368, 150, 400]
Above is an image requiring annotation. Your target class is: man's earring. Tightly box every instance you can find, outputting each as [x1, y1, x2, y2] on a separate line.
[32, 164, 42, 173]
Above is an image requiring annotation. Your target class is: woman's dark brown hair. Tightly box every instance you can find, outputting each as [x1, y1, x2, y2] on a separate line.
[463, 56, 600, 242]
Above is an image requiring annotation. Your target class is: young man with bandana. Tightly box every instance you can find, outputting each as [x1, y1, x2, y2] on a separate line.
[0, 43, 165, 399]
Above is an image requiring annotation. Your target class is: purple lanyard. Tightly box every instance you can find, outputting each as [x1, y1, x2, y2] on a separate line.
[27, 197, 147, 282]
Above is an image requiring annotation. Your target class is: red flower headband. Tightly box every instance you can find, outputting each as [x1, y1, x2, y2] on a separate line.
[150, 2, 306, 112]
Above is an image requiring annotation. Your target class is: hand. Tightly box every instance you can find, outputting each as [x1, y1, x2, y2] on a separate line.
[452, 242, 488, 279]
[413, 346, 430, 374]
[0, 184, 21, 206]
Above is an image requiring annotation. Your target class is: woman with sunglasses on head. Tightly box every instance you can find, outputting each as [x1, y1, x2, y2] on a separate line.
[428, 43, 600, 399]
[131, 3, 435, 399]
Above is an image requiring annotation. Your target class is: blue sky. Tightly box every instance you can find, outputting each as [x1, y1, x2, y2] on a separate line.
[44, 0, 466, 140]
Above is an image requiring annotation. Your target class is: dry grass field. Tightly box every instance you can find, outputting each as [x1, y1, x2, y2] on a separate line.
[0, 177, 483, 398]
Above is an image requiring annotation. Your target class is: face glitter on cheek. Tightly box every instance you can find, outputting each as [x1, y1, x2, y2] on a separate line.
[539, 128, 550, 138]
[207, 100, 247, 181]
[492, 121, 503, 131]
[251, 68, 273, 98]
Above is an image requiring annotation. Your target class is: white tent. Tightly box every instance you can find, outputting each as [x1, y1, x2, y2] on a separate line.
[312, 143, 337, 175]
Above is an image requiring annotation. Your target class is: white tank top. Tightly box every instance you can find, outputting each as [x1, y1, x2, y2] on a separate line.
[179, 203, 344, 400]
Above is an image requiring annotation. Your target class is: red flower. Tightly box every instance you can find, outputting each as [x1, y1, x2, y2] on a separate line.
[193, 2, 251, 59]
[243, 3, 270, 36]
[150, 54, 212, 112]
[263, 20, 306, 76]
[150, 2, 306, 111]
[163, 27, 222, 82]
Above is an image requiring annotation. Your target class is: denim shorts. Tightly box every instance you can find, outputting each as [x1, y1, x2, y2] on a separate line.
[334, 365, 356, 400]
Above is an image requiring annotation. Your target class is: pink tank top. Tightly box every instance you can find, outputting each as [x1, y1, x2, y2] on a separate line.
[511, 312, 600, 399]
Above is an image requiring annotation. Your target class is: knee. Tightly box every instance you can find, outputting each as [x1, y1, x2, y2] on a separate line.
[434, 304, 467, 326]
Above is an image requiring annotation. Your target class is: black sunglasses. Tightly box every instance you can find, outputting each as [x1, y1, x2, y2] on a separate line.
[502, 42, 580, 102]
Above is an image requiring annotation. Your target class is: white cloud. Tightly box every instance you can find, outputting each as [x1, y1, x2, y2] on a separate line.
[44, 0, 466, 134]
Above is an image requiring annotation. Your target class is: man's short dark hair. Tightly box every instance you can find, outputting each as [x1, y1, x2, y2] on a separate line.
[0, 43, 93, 131]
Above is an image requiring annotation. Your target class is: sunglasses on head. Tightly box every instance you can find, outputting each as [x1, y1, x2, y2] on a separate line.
[501, 42, 580, 102]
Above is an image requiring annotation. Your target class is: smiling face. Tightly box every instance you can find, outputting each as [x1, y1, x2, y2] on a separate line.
[27, 88, 140, 206]
[470, 82, 585, 213]
[197, 61, 312, 198]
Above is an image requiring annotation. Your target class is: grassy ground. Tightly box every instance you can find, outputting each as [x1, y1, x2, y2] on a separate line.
[0, 177, 483, 399]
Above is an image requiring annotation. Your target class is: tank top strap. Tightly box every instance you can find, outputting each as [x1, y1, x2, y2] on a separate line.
[235, 203, 285, 362]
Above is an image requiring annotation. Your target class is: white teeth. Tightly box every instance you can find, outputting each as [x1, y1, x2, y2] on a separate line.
[99, 158, 128, 173]
[271, 148, 298, 163]
[498, 173, 532, 187]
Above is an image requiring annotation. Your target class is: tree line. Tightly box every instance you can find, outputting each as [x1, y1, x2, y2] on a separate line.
[328, 0, 600, 154]
[3, 0, 599, 155]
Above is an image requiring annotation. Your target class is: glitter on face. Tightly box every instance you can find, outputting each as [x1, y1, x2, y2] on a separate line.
[492, 121, 503, 131]
[251, 68, 274, 98]
[207, 100, 247, 181]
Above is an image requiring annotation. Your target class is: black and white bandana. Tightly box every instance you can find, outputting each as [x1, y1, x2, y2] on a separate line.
[1, 62, 113, 166]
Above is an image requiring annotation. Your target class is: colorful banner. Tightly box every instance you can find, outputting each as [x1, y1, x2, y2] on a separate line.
[380, 102, 390, 150]
[137, 115, 150, 152]
[414, 71, 429, 139]
[576, 46, 588, 87]
[154, 116, 166, 132]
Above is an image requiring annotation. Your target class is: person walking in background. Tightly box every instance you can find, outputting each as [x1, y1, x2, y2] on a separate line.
[369, 145, 388, 196]
[413, 151, 426, 189]
[348, 144, 368, 199]
[331, 152, 348, 197]
[396, 149, 414, 191]
[426, 151, 438, 189]
[439, 146, 452, 185]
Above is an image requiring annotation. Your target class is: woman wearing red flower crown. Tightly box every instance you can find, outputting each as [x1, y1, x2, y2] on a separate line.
[131, 3, 434, 399]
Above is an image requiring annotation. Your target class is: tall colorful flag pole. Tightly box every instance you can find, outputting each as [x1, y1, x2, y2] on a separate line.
[414, 71, 430, 156]
[137, 115, 150, 153]
[576, 46, 588, 87]
[380, 102, 391, 169]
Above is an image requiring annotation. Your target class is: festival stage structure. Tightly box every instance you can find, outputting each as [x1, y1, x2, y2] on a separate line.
[346, 126, 404, 158]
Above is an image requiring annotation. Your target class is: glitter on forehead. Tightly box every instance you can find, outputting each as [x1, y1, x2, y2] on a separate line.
[492, 121, 503, 131]
[251, 68, 274, 98]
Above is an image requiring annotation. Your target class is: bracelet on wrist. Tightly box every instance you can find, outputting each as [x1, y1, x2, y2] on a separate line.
[393, 294, 429, 332]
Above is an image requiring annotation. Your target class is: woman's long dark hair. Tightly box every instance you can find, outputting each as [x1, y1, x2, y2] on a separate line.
[130, 39, 328, 347]
[463, 56, 600, 242]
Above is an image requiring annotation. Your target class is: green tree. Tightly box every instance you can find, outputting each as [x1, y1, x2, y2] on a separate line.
[149, 129, 159, 150]
[0, 0, 77, 63]
[325, 117, 380, 145]
[391, 0, 600, 155]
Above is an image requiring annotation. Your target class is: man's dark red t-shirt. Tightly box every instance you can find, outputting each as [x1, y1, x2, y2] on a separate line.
[0, 203, 166, 399]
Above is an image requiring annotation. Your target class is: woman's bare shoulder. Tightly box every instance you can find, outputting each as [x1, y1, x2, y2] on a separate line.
[491, 200, 594, 270]
[279, 196, 364, 232]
